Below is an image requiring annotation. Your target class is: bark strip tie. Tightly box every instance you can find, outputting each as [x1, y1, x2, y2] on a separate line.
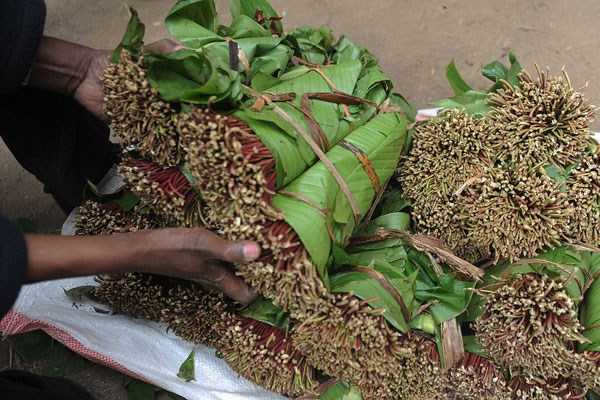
[278, 190, 336, 242]
[351, 265, 411, 322]
[244, 86, 362, 226]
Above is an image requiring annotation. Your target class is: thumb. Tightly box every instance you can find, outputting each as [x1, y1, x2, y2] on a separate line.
[203, 235, 261, 264]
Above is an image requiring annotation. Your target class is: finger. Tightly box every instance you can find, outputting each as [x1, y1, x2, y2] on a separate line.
[190, 229, 261, 263]
[144, 39, 184, 54]
[202, 267, 258, 305]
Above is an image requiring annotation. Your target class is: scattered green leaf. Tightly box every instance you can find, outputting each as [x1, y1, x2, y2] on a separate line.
[6, 330, 53, 363]
[126, 379, 159, 400]
[177, 349, 196, 382]
[42, 342, 93, 377]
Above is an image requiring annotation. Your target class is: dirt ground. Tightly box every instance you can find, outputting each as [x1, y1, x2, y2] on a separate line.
[1, 0, 599, 398]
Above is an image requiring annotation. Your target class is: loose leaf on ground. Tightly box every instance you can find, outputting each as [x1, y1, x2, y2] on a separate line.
[112, 7, 145, 63]
[177, 349, 196, 382]
[6, 330, 53, 363]
[42, 342, 93, 377]
[126, 379, 159, 400]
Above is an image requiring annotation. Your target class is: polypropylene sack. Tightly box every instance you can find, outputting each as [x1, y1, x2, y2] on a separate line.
[0, 275, 286, 400]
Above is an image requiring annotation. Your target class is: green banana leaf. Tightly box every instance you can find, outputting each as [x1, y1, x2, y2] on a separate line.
[488, 245, 591, 304]
[579, 252, 600, 351]
[330, 208, 474, 332]
[405, 249, 476, 324]
[235, 56, 392, 187]
[145, 49, 242, 103]
[165, 0, 220, 48]
[330, 266, 414, 332]
[235, 60, 368, 186]
[146, 0, 288, 104]
[241, 297, 290, 330]
[272, 112, 407, 273]
[286, 26, 336, 65]
[319, 381, 363, 400]
[112, 7, 145, 63]
[433, 53, 523, 115]
[229, 0, 283, 35]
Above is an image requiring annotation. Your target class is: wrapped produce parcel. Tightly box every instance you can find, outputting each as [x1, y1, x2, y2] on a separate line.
[398, 61, 597, 264]
[75, 0, 600, 397]
[81, 0, 424, 398]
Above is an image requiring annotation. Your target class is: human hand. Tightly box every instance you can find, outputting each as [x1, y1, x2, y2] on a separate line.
[133, 228, 261, 305]
[73, 39, 182, 121]
[25, 226, 260, 305]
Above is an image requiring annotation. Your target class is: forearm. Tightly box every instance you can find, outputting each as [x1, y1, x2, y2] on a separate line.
[27, 36, 93, 97]
[24, 233, 147, 282]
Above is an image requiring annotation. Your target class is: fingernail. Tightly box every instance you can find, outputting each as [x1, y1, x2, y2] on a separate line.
[242, 243, 260, 261]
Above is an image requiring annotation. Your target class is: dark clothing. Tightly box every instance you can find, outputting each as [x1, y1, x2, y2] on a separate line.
[0, 2, 113, 398]
[0, 370, 95, 399]
[0, 0, 118, 320]
[0, 217, 27, 317]
[0, 0, 46, 94]
[0, 88, 119, 209]
[0, 0, 47, 319]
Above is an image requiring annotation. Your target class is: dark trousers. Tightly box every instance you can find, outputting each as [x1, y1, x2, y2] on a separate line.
[0, 88, 116, 398]
[0, 88, 119, 212]
[0, 370, 94, 400]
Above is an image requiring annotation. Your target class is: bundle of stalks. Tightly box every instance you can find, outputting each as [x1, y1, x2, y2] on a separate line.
[177, 108, 280, 238]
[118, 154, 203, 226]
[465, 165, 571, 262]
[293, 294, 447, 400]
[448, 352, 511, 400]
[183, 111, 407, 318]
[162, 284, 235, 348]
[487, 66, 596, 168]
[574, 351, 600, 393]
[507, 375, 586, 400]
[291, 204, 480, 400]
[474, 272, 583, 379]
[217, 315, 319, 397]
[75, 199, 167, 235]
[566, 147, 600, 246]
[399, 109, 493, 261]
[102, 51, 180, 167]
[93, 273, 174, 322]
[397, 61, 597, 264]
[400, 109, 493, 201]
